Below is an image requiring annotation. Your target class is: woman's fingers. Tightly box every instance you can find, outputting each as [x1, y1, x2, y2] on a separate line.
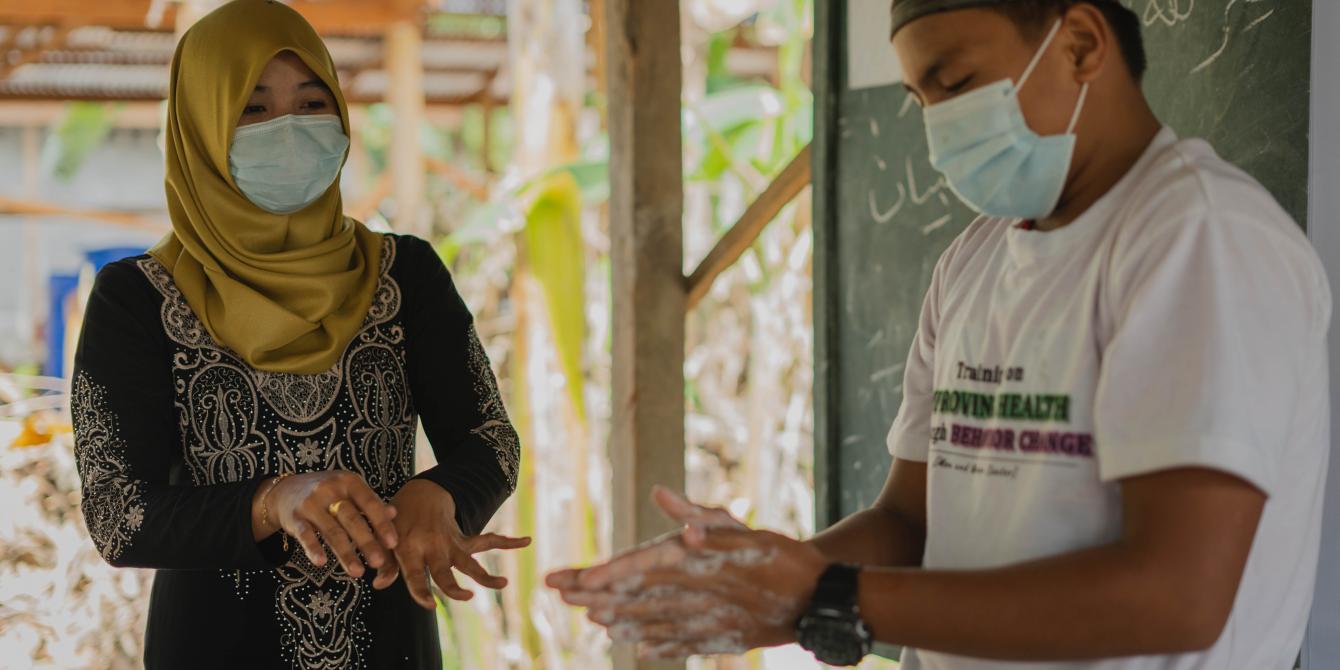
[372, 556, 400, 590]
[333, 502, 386, 569]
[462, 533, 532, 554]
[289, 519, 327, 567]
[305, 502, 365, 577]
[429, 556, 473, 601]
[344, 477, 398, 549]
[396, 547, 436, 609]
[454, 553, 508, 589]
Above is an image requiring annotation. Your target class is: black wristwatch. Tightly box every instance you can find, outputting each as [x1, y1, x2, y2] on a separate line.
[795, 562, 873, 666]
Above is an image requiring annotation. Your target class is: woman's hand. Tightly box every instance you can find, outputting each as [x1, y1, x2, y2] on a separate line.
[375, 478, 531, 609]
[254, 470, 400, 578]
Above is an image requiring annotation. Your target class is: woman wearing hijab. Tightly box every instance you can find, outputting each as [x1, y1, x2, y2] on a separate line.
[71, 2, 526, 667]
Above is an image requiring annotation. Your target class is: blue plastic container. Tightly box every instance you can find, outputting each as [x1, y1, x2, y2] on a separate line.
[45, 273, 79, 378]
[84, 246, 147, 272]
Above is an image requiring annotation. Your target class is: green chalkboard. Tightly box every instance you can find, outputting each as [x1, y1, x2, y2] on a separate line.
[813, 0, 1313, 527]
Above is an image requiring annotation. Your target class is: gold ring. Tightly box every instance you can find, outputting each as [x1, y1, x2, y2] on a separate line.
[328, 500, 344, 517]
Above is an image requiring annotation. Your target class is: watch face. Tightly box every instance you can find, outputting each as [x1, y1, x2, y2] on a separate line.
[797, 611, 872, 667]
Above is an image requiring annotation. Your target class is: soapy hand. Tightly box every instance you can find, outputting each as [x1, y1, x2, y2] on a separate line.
[546, 486, 828, 660]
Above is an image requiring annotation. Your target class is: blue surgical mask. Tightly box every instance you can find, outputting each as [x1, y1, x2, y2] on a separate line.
[923, 20, 1089, 220]
[228, 114, 349, 214]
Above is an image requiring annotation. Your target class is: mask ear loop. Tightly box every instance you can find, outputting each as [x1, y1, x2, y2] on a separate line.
[1017, 19, 1066, 90]
[1017, 18, 1089, 136]
[1066, 83, 1090, 135]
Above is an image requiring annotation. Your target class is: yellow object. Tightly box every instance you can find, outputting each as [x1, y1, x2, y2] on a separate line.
[150, 0, 382, 374]
[328, 500, 344, 517]
[11, 414, 52, 448]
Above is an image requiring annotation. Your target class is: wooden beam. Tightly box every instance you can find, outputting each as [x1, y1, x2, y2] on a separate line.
[0, 0, 178, 30]
[0, 0, 421, 35]
[684, 142, 812, 309]
[0, 90, 492, 106]
[605, 0, 685, 667]
[0, 195, 167, 231]
[0, 101, 162, 127]
[386, 18, 427, 236]
[424, 155, 490, 200]
[480, 75, 496, 173]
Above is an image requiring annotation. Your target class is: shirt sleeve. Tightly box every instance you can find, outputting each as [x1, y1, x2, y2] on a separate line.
[73, 261, 291, 570]
[400, 237, 520, 536]
[1093, 211, 1327, 496]
[886, 249, 949, 462]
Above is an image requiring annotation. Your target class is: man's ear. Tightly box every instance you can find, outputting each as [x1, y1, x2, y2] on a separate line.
[1063, 3, 1110, 84]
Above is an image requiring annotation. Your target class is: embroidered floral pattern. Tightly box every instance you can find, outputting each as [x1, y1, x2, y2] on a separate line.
[295, 439, 322, 468]
[466, 329, 520, 489]
[71, 371, 147, 563]
[129, 237, 516, 669]
[137, 237, 409, 670]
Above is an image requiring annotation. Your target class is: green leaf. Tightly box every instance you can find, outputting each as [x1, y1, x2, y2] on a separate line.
[687, 86, 785, 141]
[41, 102, 120, 181]
[519, 159, 610, 206]
[522, 171, 587, 422]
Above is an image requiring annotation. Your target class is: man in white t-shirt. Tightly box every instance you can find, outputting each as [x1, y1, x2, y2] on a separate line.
[548, 1, 1332, 668]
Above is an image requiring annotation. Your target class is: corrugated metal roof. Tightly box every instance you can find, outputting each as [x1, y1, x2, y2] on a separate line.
[436, 0, 507, 16]
[0, 28, 508, 104]
[0, 5, 774, 106]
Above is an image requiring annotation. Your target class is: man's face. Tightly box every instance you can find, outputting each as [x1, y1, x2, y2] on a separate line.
[893, 8, 1078, 139]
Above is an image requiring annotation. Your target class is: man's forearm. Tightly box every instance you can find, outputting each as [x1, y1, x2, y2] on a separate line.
[857, 543, 1221, 661]
[808, 506, 925, 567]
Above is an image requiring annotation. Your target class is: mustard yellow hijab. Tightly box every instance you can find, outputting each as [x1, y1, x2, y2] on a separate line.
[151, 0, 382, 374]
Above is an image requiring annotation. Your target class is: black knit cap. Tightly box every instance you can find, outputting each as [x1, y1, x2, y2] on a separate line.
[890, 0, 1008, 37]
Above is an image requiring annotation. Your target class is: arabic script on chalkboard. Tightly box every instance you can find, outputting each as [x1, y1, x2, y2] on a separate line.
[1136, 0, 1278, 74]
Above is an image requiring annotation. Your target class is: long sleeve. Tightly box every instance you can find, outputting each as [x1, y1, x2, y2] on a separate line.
[72, 261, 290, 570]
[401, 237, 520, 536]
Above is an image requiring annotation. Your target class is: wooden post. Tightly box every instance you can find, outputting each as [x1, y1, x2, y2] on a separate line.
[606, 0, 685, 668]
[386, 18, 427, 237]
[21, 124, 39, 367]
[480, 87, 494, 174]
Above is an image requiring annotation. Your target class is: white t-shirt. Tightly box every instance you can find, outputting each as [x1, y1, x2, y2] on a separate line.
[887, 127, 1332, 670]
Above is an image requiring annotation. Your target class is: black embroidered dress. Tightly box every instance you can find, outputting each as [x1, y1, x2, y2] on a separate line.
[71, 234, 519, 670]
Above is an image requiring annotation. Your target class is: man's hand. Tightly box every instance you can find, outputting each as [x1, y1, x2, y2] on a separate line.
[547, 486, 745, 593]
[547, 487, 828, 660]
[377, 479, 531, 609]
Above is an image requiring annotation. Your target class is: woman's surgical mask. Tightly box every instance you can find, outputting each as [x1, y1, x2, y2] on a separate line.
[922, 20, 1089, 221]
[228, 113, 349, 214]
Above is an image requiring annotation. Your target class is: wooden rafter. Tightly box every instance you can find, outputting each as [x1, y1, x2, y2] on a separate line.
[685, 143, 812, 309]
[0, 0, 424, 35]
[424, 155, 490, 200]
[0, 195, 166, 231]
[0, 90, 491, 106]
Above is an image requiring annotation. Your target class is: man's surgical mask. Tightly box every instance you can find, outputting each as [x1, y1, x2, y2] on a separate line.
[228, 114, 349, 215]
[922, 20, 1089, 221]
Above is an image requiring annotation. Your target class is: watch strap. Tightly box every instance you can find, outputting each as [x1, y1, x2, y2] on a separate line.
[810, 562, 861, 609]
